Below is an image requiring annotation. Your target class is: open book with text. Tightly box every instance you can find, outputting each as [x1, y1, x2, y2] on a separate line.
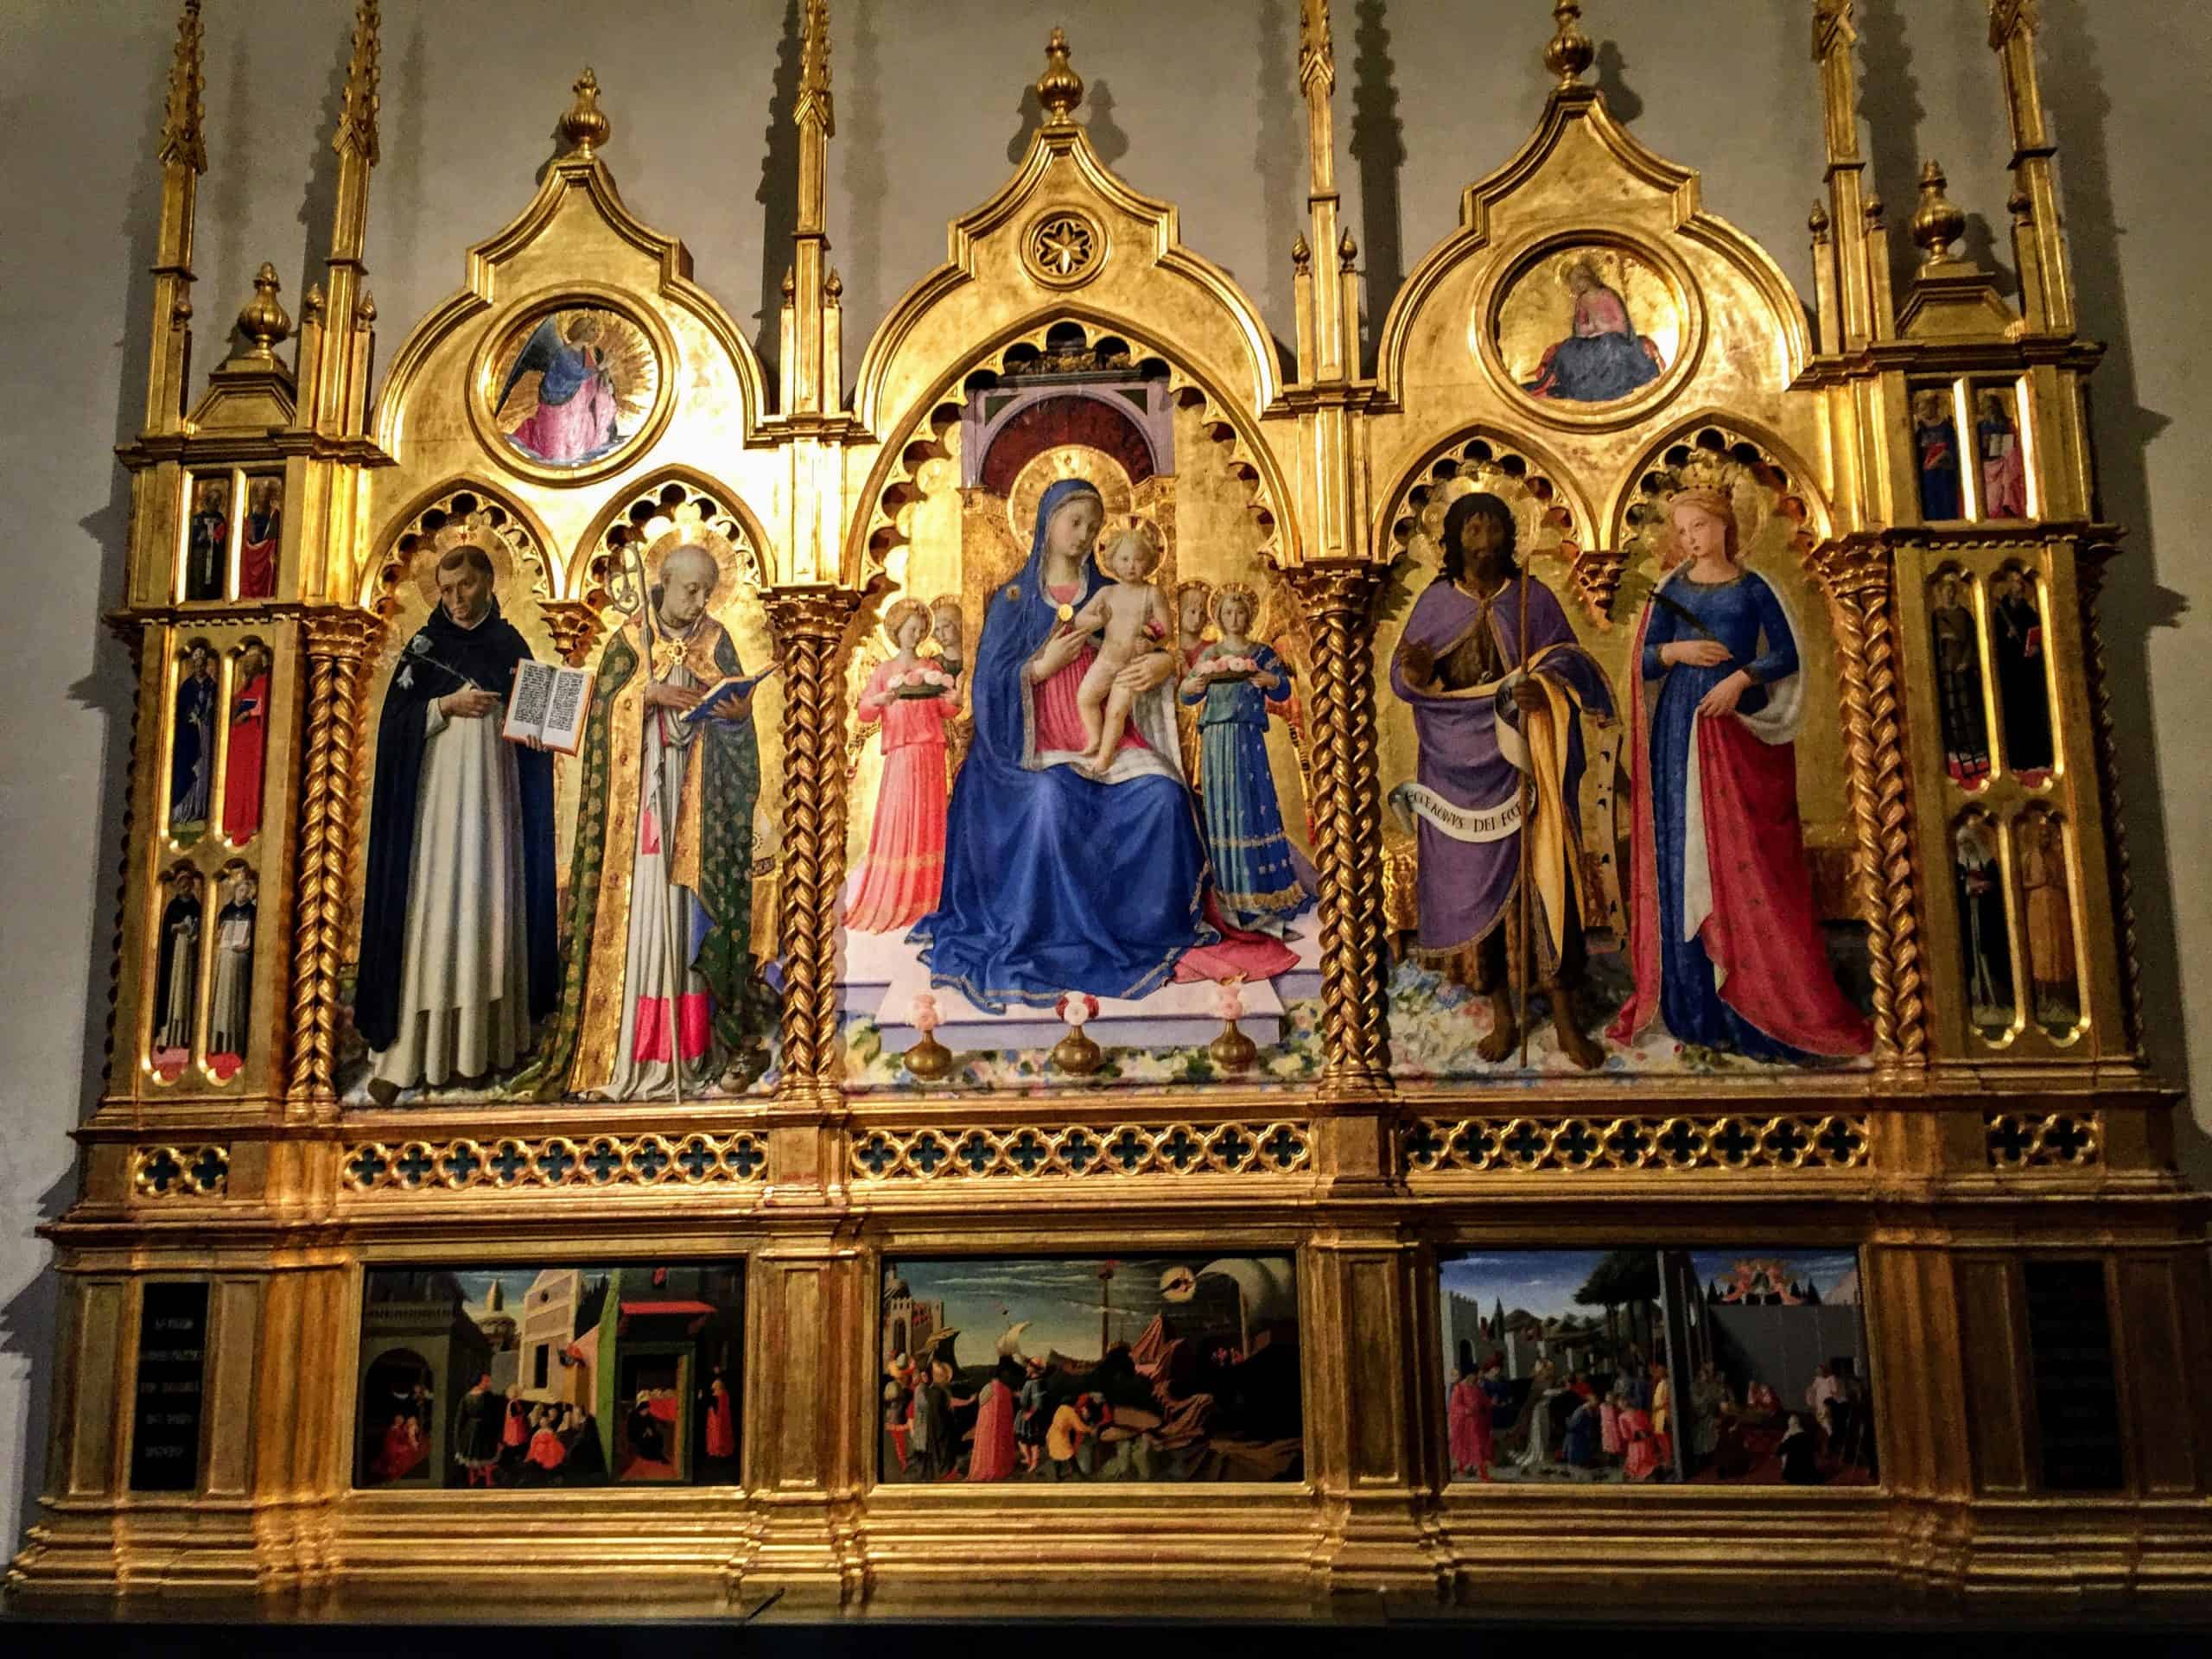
[503, 660, 594, 753]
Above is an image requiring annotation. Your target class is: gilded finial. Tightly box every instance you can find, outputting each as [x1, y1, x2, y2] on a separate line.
[173, 296, 194, 325]
[334, 0, 381, 165]
[2007, 188, 2033, 226]
[1864, 194, 1885, 229]
[1544, 1, 1593, 88]
[1037, 28, 1084, 126]
[1911, 160, 1966, 264]
[236, 262, 291, 357]
[1299, 0, 1336, 94]
[158, 0, 207, 175]
[781, 266, 797, 302]
[302, 282, 327, 326]
[796, 0, 835, 137]
[355, 290, 378, 325]
[562, 68, 612, 158]
[1338, 229, 1358, 270]
[1808, 202, 1832, 239]
[1292, 234, 1313, 274]
[824, 268, 844, 300]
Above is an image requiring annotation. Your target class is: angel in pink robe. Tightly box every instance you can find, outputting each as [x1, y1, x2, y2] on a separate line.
[847, 598, 958, 931]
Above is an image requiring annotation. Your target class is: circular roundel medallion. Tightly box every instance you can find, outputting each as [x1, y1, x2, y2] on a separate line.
[1021, 208, 1107, 289]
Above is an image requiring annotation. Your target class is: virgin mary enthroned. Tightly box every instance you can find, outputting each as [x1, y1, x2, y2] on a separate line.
[907, 478, 1292, 1010]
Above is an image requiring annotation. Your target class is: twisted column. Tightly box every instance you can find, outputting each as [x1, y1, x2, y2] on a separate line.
[1812, 540, 1926, 1065]
[761, 586, 864, 1104]
[2076, 555, 2144, 1053]
[1281, 560, 1391, 1096]
[286, 609, 383, 1105]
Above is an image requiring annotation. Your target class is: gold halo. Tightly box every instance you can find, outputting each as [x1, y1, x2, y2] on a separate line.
[880, 594, 930, 646]
[639, 522, 741, 595]
[1211, 582, 1260, 629]
[1094, 517, 1165, 580]
[1005, 446, 1133, 550]
[414, 512, 519, 609]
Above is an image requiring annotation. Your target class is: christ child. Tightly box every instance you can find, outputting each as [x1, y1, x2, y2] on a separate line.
[1065, 522, 1171, 771]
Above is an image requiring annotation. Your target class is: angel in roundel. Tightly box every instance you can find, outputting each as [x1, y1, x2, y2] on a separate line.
[1522, 254, 1666, 404]
[491, 307, 655, 467]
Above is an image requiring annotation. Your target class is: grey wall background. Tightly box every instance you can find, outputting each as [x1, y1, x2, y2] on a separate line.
[1, 0, 2203, 1552]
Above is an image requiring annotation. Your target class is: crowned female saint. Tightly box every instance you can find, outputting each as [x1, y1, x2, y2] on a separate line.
[1608, 487, 1871, 1061]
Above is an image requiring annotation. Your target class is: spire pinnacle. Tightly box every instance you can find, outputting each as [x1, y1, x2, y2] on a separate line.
[334, 0, 381, 165]
[1299, 0, 1335, 95]
[158, 0, 207, 174]
[796, 0, 835, 137]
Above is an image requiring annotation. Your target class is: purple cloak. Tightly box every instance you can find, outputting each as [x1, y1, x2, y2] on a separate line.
[1389, 575, 1613, 953]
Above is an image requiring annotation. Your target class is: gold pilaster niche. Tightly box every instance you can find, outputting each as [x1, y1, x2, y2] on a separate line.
[13, 0, 2212, 1624]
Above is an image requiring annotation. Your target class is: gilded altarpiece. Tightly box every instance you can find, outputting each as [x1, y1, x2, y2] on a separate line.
[14, 0, 2212, 1624]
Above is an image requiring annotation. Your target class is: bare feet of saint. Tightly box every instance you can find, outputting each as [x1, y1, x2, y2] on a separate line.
[1477, 987, 1519, 1065]
[1551, 988, 1606, 1071]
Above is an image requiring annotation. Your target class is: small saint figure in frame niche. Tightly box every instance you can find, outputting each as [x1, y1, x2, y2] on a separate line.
[1990, 569, 2056, 781]
[222, 643, 271, 846]
[168, 641, 219, 836]
[184, 476, 228, 601]
[1977, 390, 2030, 519]
[1929, 575, 1992, 788]
[2018, 812, 2080, 1033]
[1913, 391, 1963, 521]
[1953, 814, 2014, 1035]
[239, 476, 282, 599]
[207, 868, 257, 1079]
[151, 867, 203, 1079]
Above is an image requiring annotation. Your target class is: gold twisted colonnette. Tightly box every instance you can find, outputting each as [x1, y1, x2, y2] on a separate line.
[1404, 1113, 1872, 1174]
[287, 610, 385, 1103]
[1281, 562, 1390, 1091]
[2077, 556, 2145, 1050]
[762, 588, 864, 1099]
[1809, 541, 1925, 1063]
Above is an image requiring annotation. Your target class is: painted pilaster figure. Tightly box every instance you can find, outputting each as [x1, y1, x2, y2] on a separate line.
[354, 547, 557, 1104]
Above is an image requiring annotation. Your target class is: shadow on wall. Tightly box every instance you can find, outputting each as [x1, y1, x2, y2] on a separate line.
[10, 0, 175, 1566]
[1351, 0, 1405, 372]
[754, 0, 804, 393]
[2037, 0, 2198, 1174]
